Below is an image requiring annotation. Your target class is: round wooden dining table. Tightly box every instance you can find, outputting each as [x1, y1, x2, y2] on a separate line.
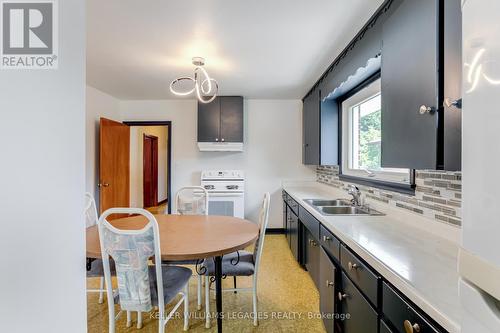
[86, 214, 260, 333]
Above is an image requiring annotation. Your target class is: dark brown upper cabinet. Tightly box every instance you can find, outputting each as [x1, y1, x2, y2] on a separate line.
[302, 88, 339, 165]
[381, 0, 462, 170]
[198, 96, 243, 143]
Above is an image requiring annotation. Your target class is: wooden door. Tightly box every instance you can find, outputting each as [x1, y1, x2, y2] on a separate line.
[99, 118, 130, 213]
[143, 134, 158, 208]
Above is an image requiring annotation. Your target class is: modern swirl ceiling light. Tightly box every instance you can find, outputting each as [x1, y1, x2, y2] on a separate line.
[170, 57, 219, 104]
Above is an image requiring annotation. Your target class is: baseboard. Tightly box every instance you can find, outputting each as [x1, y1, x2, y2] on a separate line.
[266, 228, 285, 234]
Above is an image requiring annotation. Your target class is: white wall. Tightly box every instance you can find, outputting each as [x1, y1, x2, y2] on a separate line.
[130, 126, 169, 207]
[0, 0, 87, 331]
[120, 99, 315, 228]
[86, 86, 121, 205]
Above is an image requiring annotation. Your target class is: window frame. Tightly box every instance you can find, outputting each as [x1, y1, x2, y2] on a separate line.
[337, 71, 416, 195]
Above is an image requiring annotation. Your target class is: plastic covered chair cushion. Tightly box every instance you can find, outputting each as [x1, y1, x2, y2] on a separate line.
[201, 251, 255, 276]
[102, 226, 155, 312]
[115, 265, 192, 306]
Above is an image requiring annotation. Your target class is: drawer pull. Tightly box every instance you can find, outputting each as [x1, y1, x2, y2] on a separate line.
[348, 262, 359, 271]
[338, 292, 349, 301]
[404, 320, 421, 333]
[311, 240, 318, 247]
[322, 235, 331, 242]
[326, 280, 334, 288]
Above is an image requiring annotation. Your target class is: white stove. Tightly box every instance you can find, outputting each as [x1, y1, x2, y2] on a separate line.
[201, 170, 245, 218]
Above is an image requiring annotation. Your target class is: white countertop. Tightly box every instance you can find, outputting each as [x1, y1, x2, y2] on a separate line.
[282, 182, 460, 333]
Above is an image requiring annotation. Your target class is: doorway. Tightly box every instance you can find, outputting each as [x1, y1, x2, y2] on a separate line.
[124, 121, 172, 214]
[143, 134, 158, 208]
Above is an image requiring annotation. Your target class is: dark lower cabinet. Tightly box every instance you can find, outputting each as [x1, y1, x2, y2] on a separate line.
[319, 247, 336, 333]
[338, 272, 378, 333]
[285, 200, 446, 333]
[382, 283, 440, 333]
[340, 244, 379, 307]
[303, 228, 320, 289]
[380, 319, 395, 333]
[287, 206, 300, 261]
[283, 196, 289, 245]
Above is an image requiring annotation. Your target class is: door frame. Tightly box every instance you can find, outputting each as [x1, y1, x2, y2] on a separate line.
[124, 121, 172, 214]
[143, 134, 159, 208]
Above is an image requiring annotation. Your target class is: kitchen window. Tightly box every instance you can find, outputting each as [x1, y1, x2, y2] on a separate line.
[340, 74, 414, 191]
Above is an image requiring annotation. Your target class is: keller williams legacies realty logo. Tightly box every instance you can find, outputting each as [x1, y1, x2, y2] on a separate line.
[1, 0, 58, 69]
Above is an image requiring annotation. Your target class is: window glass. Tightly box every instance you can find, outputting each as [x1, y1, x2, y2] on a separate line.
[342, 78, 410, 184]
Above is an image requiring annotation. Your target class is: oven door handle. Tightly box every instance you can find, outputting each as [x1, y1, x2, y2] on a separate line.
[208, 192, 245, 197]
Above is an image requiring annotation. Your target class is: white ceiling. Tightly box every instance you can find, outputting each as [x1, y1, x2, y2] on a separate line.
[87, 0, 384, 100]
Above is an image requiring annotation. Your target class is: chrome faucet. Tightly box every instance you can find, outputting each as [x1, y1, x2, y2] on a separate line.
[347, 185, 362, 206]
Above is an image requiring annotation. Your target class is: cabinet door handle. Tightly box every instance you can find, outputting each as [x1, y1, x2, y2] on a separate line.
[326, 280, 334, 288]
[322, 235, 331, 242]
[221, 138, 225, 142]
[338, 292, 349, 301]
[403, 320, 421, 333]
[215, 138, 219, 142]
[419, 105, 435, 115]
[98, 182, 109, 188]
[444, 97, 462, 109]
[348, 262, 359, 271]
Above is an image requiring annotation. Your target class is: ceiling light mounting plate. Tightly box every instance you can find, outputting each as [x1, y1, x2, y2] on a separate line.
[192, 57, 205, 66]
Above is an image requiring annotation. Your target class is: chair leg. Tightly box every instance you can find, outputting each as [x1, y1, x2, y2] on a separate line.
[137, 311, 142, 329]
[197, 274, 202, 310]
[126, 310, 132, 327]
[233, 276, 237, 294]
[158, 306, 165, 333]
[205, 275, 210, 328]
[183, 284, 189, 331]
[108, 308, 115, 333]
[98, 277, 105, 304]
[253, 286, 258, 326]
[159, 317, 165, 333]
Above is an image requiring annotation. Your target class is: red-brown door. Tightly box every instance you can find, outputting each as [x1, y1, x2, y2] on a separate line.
[143, 134, 158, 208]
[99, 118, 130, 214]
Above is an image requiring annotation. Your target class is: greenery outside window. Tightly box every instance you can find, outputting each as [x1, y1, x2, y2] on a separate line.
[340, 76, 413, 188]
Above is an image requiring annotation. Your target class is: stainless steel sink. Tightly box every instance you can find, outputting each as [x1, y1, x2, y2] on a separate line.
[304, 199, 352, 207]
[304, 198, 385, 216]
[318, 205, 385, 216]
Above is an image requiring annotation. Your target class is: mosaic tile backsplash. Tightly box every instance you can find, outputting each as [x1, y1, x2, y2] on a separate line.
[316, 166, 462, 227]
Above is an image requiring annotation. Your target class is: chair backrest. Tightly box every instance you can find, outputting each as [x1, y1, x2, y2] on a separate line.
[253, 193, 271, 275]
[85, 192, 98, 228]
[175, 186, 209, 215]
[97, 208, 165, 314]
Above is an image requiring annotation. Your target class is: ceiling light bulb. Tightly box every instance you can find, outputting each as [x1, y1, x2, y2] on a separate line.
[170, 57, 219, 103]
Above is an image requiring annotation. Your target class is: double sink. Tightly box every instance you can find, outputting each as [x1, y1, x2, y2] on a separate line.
[304, 199, 385, 216]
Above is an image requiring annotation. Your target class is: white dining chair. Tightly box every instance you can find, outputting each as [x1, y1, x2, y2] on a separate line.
[98, 207, 191, 333]
[203, 192, 270, 327]
[162, 186, 209, 311]
[85, 192, 114, 304]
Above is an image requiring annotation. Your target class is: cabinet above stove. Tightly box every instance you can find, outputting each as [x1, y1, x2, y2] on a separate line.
[198, 96, 244, 151]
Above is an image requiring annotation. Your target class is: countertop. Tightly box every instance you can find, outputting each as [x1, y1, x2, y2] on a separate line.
[282, 182, 461, 333]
